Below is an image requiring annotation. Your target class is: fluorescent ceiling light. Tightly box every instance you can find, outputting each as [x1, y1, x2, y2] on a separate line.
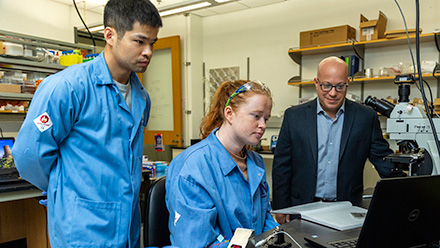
[78, 0, 107, 5]
[88, 25, 105, 32]
[215, 0, 232, 2]
[160, 2, 211, 17]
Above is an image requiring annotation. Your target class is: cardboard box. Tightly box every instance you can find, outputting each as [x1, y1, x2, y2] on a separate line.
[360, 11, 388, 41]
[385, 28, 422, 39]
[385, 98, 397, 104]
[0, 83, 22, 93]
[434, 98, 440, 111]
[300, 25, 356, 48]
[0, 41, 4, 55]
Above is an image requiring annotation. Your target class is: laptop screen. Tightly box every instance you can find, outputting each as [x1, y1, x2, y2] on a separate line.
[0, 137, 16, 174]
[357, 175, 440, 247]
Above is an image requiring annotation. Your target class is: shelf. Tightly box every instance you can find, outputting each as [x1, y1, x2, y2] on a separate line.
[0, 110, 26, 114]
[0, 30, 97, 120]
[288, 80, 315, 86]
[0, 29, 95, 54]
[288, 33, 439, 64]
[353, 73, 440, 82]
[0, 28, 96, 76]
[0, 56, 66, 74]
[288, 73, 440, 86]
[0, 92, 33, 100]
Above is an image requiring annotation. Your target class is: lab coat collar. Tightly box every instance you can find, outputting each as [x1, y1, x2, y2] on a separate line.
[91, 52, 149, 135]
[92, 52, 144, 90]
[92, 52, 115, 86]
[208, 128, 266, 197]
[209, 128, 265, 179]
[208, 128, 237, 177]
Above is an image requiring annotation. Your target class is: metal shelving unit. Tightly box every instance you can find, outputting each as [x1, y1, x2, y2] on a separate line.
[0, 29, 95, 109]
[287, 33, 440, 100]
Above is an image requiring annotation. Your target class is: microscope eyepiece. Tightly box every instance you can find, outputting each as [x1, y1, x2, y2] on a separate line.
[364, 96, 395, 118]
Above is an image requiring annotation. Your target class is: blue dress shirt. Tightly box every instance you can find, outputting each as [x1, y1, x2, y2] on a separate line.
[315, 100, 345, 200]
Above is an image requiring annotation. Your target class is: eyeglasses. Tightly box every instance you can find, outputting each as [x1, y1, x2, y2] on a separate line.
[317, 79, 348, 92]
[225, 81, 269, 108]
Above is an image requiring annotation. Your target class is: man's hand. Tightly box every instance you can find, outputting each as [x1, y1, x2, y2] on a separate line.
[38, 191, 47, 207]
[275, 213, 290, 224]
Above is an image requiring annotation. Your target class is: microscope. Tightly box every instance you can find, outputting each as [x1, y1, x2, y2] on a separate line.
[365, 76, 440, 176]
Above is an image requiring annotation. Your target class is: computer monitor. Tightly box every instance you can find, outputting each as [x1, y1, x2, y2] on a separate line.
[0, 137, 16, 175]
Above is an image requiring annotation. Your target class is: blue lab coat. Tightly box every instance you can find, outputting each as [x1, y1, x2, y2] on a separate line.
[12, 52, 150, 248]
[166, 128, 278, 248]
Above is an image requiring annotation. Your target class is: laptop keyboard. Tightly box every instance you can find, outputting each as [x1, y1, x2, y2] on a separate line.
[329, 238, 358, 248]
[0, 172, 19, 182]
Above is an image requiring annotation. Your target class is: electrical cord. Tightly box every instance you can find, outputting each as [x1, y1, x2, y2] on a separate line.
[421, 79, 440, 117]
[73, 0, 96, 48]
[415, 0, 440, 163]
[255, 230, 302, 248]
[394, 0, 417, 77]
[434, 64, 440, 80]
[435, 32, 440, 52]
[394, 0, 440, 157]
[351, 41, 364, 61]
[416, 78, 435, 116]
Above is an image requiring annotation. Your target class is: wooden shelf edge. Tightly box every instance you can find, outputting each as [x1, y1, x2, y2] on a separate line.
[289, 73, 440, 86]
[288, 32, 437, 54]
[352, 73, 440, 82]
[288, 81, 315, 86]
[0, 110, 26, 114]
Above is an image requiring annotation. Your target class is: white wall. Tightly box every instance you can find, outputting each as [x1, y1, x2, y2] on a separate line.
[1, 0, 439, 146]
[0, 0, 101, 42]
[202, 0, 439, 105]
[195, 0, 440, 145]
[0, 0, 101, 139]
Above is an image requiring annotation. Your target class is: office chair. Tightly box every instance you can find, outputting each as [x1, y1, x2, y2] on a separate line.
[143, 176, 171, 247]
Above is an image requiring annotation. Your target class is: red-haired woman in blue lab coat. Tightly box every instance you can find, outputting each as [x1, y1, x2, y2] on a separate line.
[166, 80, 278, 248]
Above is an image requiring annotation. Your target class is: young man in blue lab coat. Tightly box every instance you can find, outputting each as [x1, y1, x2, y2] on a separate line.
[12, 0, 162, 247]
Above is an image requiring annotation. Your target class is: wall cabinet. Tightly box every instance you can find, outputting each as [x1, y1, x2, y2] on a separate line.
[287, 33, 440, 100]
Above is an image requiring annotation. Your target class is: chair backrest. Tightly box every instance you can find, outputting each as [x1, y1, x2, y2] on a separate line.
[144, 176, 170, 247]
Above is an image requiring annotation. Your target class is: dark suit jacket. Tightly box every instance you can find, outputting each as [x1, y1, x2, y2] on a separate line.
[272, 98, 394, 209]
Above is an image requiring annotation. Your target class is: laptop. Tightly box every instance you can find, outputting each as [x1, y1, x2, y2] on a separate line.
[304, 175, 440, 248]
[0, 137, 35, 192]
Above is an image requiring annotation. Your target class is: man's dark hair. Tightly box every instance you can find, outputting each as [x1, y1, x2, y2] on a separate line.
[104, 0, 163, 38]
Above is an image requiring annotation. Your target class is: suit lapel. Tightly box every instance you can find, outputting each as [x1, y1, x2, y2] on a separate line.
[306, 99, 318, 166]
[340, 99, 355, 160]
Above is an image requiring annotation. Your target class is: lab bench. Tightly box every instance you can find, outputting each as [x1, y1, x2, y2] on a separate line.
[0, 188, 49, 248]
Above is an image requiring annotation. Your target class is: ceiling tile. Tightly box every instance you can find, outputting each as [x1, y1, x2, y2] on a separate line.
[88, 5, 104, 14]
[51, 0, 289, 17]
[50, 0, 71, 5]
[191, 8, 219, 17]
[239, 0, 286, 8]
[151, 0, 188, 9]
[206, 2, 248, 14]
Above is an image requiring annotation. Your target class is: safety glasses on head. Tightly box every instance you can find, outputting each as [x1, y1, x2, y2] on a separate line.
[225, 81, 269, 108]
